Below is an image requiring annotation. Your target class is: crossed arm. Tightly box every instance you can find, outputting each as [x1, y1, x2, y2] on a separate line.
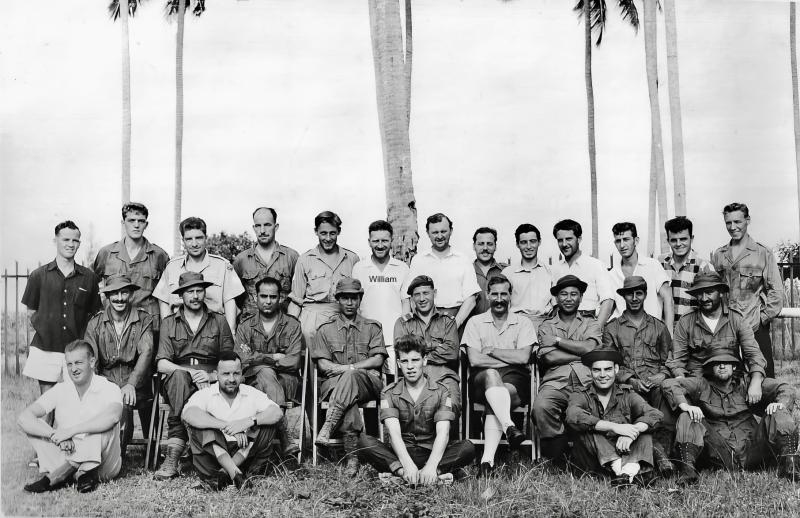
[18, 401, 123, 448]
[384, 417, 450, 486]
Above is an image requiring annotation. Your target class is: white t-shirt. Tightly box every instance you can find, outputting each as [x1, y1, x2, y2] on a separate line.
[352, 256, 410, 345]
[551, 253, 615, 312]
[184, 383, 279, 441]
[36, 374, 123, 431]
[609, 255, 671, 320]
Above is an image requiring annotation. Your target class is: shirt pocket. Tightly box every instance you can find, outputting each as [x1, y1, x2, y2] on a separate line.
[306, 272, 330, 299]
[73, 286, 91, 308]
[737, 266, 763, 292]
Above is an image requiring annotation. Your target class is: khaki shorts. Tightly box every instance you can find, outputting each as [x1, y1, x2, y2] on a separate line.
[22, 346, 68, 383]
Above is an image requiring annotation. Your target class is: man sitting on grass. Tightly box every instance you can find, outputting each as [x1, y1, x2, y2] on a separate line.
[182, 351, 283, 490]
[357, 334, 475, 485]
[19, 340, 123, 494]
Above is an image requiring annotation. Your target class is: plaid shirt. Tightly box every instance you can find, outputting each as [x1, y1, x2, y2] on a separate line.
[659, 251, 714, 320]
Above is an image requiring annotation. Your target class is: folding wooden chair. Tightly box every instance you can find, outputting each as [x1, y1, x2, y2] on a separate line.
[146, 373, 171, 470]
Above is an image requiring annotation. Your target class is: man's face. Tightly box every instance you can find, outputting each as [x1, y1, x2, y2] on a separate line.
[315, 222, 339, 252]
[724, 210, 750, 241]
[123, 211, 148, 241]
[473, 232, 496, 264]
[427, 220, 452, 252]
[337, 293, 361, 317]
[66, 348, 95, 386]
[667, 229, 693, 259]
[697, 287, 722, 314]
[556, 286, 582, 314]
[623, 289, 647, 313]
[181, 286, 206, 310]
[217, 360, 243, 396]
[397, 350, 426, 384]
[182, 229, 207, 259]
[591, 360, 618, 391]
[55, 228, 81, 260]
[613, 231, 638, 260]
[253, 210, 278, 247]
[368, 230, 392, 261]
[710, 362, 735, 382]
[107, 287, 133, 314]
[411, 286, 436, 315]
[487, 281, 511, 316]
[555, 230, 580, 260]
[256, 283, 280, 317]
[517, 232, 540, 261]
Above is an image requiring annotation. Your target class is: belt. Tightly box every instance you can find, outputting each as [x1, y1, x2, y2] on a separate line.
[177, 358, 214, 368]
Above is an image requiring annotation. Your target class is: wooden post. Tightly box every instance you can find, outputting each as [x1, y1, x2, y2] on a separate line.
[3, 268, 8, 375]
[15, 261, 20, 374]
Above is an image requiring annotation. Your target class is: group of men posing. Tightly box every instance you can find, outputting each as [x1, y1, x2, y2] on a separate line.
[16, 201, 799, 493]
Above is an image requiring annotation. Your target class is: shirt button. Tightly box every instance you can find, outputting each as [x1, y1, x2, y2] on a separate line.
[64, 289, 67, 293]
[63, 302, 67, 306]
[62, 326, 67, 330]
[63, 314, 67, 318]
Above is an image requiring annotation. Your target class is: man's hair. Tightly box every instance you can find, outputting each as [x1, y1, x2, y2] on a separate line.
[425, 213, 452, 231]
[394, 334, 427, 358]
[553, 219, 582, 238]
[255, 276, 282, 294]
[612, 222, 638, 238]
[179, 216, 207, 237]
[515, 223, 541, 243]
[314, 211, 342, 231]
[472, 227, 497, 243]
[664, 216, 693, 236]
[54, 220, 80, 236]
[64, 339, 95, 358]
[368, 219, 393, 237]
[252, 207, 278, 222]
[122, 202, 149, 220]
[487, 274, 512, 293]
[723, 202, 749, 218]
[217, 350, 242, 365]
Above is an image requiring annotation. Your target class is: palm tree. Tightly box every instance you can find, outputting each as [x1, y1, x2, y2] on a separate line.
[368, 0, 418, 264]
[575, 0, 639, 258]
[664, 0, 686, 217]
[791, 3, 800, 236]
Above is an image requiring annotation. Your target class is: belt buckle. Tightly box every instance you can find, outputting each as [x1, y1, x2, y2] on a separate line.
[189, 358, 200, 366]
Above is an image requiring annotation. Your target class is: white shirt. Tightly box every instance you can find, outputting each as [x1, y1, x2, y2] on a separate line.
[184, 383, 279, 441]
[352, 256, 410, 345]
[609, 255, 671, 320]
[462, 311, 538, 351]
[36, 373, 122, 437]
[551, 253, 615, 312]
[402, 248, 481, 308]
[501, 261, 553, 315]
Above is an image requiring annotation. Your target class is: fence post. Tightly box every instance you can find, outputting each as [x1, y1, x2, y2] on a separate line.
[15, 261, 20, 374]
[3, 268, 8, 375]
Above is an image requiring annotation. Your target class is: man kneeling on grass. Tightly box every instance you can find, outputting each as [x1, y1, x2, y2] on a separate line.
[19, 340, 123, 493]
[566, 348, 663, 487]
[182, 350, 283, 490]
[358, 335, 475, 485]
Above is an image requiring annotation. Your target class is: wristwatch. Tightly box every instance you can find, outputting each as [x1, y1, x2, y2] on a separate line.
[555, 336, 562, 344]
[252, 416, 257, 427]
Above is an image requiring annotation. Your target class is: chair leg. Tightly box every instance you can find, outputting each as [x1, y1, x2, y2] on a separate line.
[145, 378, 161, 470]
[297, 354, 308, 464]
[312, 367, 319, 466]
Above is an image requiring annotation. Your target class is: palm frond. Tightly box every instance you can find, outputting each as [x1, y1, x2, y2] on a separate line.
[574, 0, 607, 46]
[165, 0, 205, 18]
[108, 0, 142, 21]
[617, 0, 639, 31]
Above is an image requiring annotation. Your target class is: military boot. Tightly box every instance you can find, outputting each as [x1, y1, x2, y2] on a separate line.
[653, 444, 675, 477]
[277, 415, 300, 457]
[777, 432, 800, 482]
[315, 405, 345, 448]
[674, 442, 701, 486]
[154, 439, 185, 480]
[342, 432, 360, 477]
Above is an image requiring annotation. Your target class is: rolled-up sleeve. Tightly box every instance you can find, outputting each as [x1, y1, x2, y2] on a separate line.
[367, 324, 388, 358]
[595, 266, 615, 303]
[566, 391, 600, 431]
[311, 327, 333, 361]
[289, 258, 308, 306]
[379, 391, 399, 421]
[433, 391, 456, 423]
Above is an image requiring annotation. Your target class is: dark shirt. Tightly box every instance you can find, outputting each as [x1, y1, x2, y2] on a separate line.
[473, 259, 507, 314]
[233, 243, 299, 316]
[156, 306, 234, 364]
[22, 260, 101, 353]
[84, 307, 153, 389]
[380, 376, 456, 449]
[311, 314, 387, 380]
[602, 312, 672, 385]
[234, 312, 303, 377]
[394, 310, 459, 368]
[566, 383, 663, 433]
[537, 312, 602, 390]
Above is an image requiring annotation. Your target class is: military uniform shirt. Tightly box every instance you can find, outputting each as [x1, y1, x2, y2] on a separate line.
[234, 312, 303, 377]
[152, 252, 245, 314]
[537, 312, 602, 390]
[311, 314, 387, 379]
[84, 307, 154, 389]
[380, 376, 456, 449]
[289, 246, 360, 306]
[156, 306, 234, 364]
[233, 243, 299, 316]
[602, 312, 672, 384]
[566, 383, 663, 432]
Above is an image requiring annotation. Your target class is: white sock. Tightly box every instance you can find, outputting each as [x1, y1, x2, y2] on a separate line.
[609, 458, 623, 476]
[481, 415, 503, 465]
[484, 387, 514, 430]
[621, 462, 640, 481]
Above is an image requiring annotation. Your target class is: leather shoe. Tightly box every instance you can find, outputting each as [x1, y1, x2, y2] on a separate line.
[24, 476, 60, 493]
[477, 462, 494, 478]
[76, 470, 99, 493]
[233, 473, 246, 490]
[505, 425, 525, 449]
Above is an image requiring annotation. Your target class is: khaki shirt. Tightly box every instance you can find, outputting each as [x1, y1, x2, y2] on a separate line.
[153, 252, 245, 314]
[394, 310, 459, 367]
[380, 376, 456, 449]
[234, 312, 303, 377]
[537, 312, 602, 390]
[566, 383, 663, 433]
[711, 235, 784, 329]
[156, 305, 235, 364]
[311, 314, 388, 379]
[602, 312, 672, 385]
[84, 307, 154, 389]
[232, 243, 299, 316]
[289, 246, 360, 306]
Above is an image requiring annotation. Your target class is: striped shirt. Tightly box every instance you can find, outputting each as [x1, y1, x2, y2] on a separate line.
[659, 251, 714, 319]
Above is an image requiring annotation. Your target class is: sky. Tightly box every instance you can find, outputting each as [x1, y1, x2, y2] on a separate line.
[1, 0, 799, 304]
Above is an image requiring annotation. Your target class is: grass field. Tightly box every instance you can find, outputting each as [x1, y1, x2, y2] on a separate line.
[2, 370, 800, 518]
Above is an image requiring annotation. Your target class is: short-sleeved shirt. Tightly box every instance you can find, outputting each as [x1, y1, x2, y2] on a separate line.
[84, 307, 154, 389]
[537, 312, 602, 390]
[22, 261, 102, 353]
[659, 251, 715, 319]
[473, 259, 507, 314]
[36, 374, 122, 432]
[602, 312, 671, 384]
[352, 257, 410, 345]
[289, 246, 360, 306]
[311, 314, 387, 378]
[156, 306, 235, 364]
[234, 312, 303, 377]
[550, 253, 614, 313]
[394, 310, 459, 367]
[153, 252, 245, 314]
[184, 383, 279, 441]
[711, 234, 784, 329]
[402, 248, 481, 309]
[379, 376, 456, 449]
[232, 243, 299, 316]
[93, 238, 170, 328]
[609, 255, 671, 320]
[462, 311, 538, 354]
[566, 383, 663, 433]
[501, 261, 553, 316]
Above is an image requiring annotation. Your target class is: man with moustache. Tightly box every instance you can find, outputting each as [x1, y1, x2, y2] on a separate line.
[234, 276, 303, 459]
[182, 351, 283, 489]
[154, 217, 245, 334]
[463, 274, 533, 476]
[83, 274, 154, 456]
[472, 227, 507, 315]
[550, 220, 614, 325]
[233, 207, 299, 318]
[501, 223, 553, 328]
[154, 272, 235, 480]
[711, 203, 784, 377]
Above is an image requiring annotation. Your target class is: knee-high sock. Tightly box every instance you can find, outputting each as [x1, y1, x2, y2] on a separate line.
[484, 387, 514, 430]
[481, 415, 503, 466]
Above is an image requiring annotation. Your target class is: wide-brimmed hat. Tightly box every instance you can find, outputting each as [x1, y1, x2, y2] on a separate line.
[686, 272, 729, 295]
[616, 276, 647, 296]
[581, 348, 624, 367]
[100, 274, 140, 294]
[171, 272, 214, 294]
[702, 352, 741, 367]
[407, 275, 435, 295]
[335, 277, 364, 296]
[550, 274, 588, 296]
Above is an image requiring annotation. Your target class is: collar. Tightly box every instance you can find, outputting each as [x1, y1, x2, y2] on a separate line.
[662, 250, 700, 266]
[550, 310, 589, 329]
[585, 382, 621, 401]
[720, 234, 759, 253]
[511, 259, 545, 272]
[99, 306, 141, 326]
[391, 375, 440, 405]
[368, 256, 403, 268]
[175, 305, 211, 322]
[249, 312, 286, 336]
[109, 237, 156, 255]
[245, 243, 286, 259]
[616, 311, 651, 328]
[473, 259, 502, 270]
[335, 313, 365, 330]
[46, 259, 84, 274]
[477, 310, 520, 330]
[411, 307, 446, 322]
[180, 251, 211, 271]
[422, 247, 458, 259]
[209, 382, 250, 398]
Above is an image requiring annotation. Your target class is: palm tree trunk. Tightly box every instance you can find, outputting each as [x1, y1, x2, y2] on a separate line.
[791, 3, 800, 237]
[403, 0, 412, 128]
[584, 0, 599, 258]
[173, 0, 185, 256]
[121, 0, 131, 206]
[664, 0, 686, 216]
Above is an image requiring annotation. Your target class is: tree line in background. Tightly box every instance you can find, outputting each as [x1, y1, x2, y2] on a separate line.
[108, 0, 800, 262]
